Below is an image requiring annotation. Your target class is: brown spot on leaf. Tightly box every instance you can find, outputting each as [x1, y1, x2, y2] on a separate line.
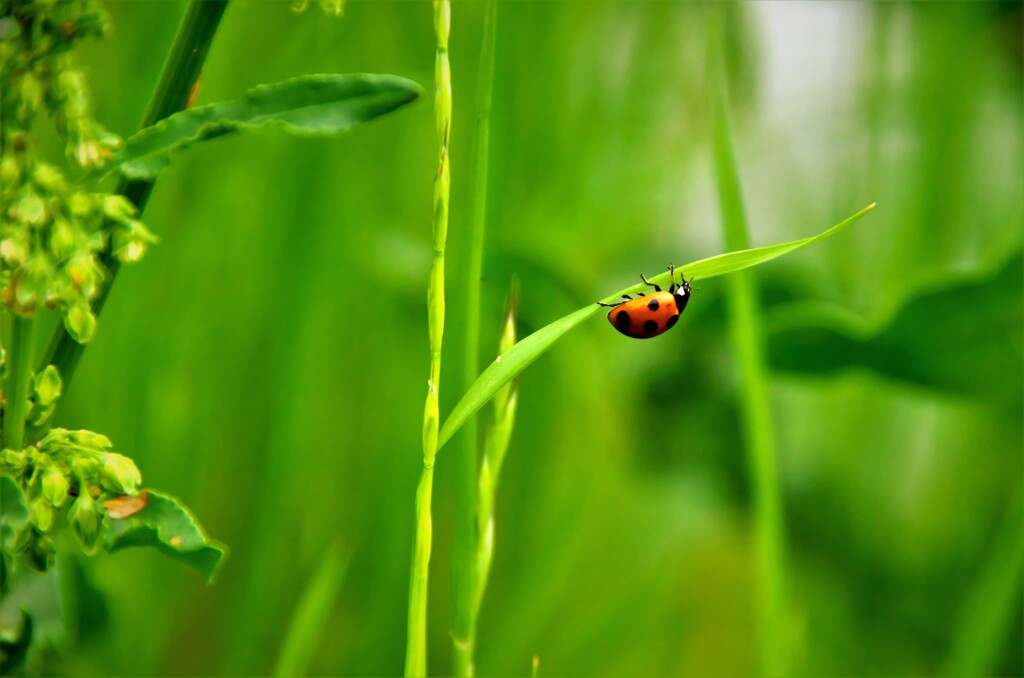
[170, 536, 183, 547]
[104, 490, 149, 519]
[186, 67, 205, 108]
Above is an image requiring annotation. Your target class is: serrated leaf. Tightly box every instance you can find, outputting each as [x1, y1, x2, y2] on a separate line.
[436, 203, 876, 452]
[103, 490, 226, 582]
[110, 73, 421, 180]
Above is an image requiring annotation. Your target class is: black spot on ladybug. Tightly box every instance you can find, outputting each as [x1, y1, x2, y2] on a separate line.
[666, 314, 679, 330]
[616, 310, 631, 330]
[647, 299, 660, 311]
[644, 320, 658, 334]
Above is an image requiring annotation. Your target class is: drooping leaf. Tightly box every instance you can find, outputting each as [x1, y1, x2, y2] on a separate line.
[110, 74, 422, 180]
[767, 252, 1023, 405]
[436, 203, 877, 451]
[103, 490, 226, 582]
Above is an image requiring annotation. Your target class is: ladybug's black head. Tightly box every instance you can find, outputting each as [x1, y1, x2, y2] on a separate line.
[671, 278, 692, 313]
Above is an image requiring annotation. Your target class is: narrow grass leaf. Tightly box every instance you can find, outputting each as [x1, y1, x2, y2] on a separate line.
[103, 490, 227, 582]
[110, 74, 422, 180]
[273, 543, 349, 678]
[435, 203, 875, 452]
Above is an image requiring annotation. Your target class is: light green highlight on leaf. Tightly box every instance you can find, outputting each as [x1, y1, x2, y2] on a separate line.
[103, 490, 227, 582]
[111, 74, 421, 180]
[435, 203, 875, 453]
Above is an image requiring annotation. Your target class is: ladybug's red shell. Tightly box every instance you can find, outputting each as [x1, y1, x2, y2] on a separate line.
[608, 290, 687, 338]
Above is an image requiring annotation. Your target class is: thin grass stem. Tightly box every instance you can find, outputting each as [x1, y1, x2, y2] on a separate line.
[451, 1, 498, 674]
[405, 1, 451, 675]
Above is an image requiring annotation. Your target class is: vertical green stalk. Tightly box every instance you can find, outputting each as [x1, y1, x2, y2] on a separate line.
[33, 0, 228, 403]
[708, 9, 786, 676]
[3, 314, 35, 451]
[405, 1, 451, 675]
[451, 0, 497, 674]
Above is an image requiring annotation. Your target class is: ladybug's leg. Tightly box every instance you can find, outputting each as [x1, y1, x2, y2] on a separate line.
[598, 295, 630, 307]
[640, 274, 662, 292]
[668, 264, 677, 293]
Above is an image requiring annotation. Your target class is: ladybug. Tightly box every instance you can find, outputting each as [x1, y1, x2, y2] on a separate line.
[599, 264, 693, 339]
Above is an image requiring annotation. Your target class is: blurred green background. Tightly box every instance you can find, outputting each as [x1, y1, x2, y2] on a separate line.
[31, 0, 1024, 675]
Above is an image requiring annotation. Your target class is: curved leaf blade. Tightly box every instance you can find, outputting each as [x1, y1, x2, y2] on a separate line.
[436, 203, 876, 451]
[767, 251, 1022, 404]
[103, 490, 226, 582]
[112, 73, 422, 180]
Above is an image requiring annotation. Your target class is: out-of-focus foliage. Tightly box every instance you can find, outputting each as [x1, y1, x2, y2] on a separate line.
[768, 254, 1023, 408]
[10, 1, 1020, 676]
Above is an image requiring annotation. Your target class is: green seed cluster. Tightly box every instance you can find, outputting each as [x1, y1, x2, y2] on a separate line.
[0, 0, 157, 341]
[1, 427, 141, 569]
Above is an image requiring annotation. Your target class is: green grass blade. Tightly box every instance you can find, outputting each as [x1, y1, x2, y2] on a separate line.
[452, 1, 498, 674]
[943, 493, 1024, 677]
[676, 203, 875, 285]
[709, 13, 785, 672]
[435, 203, 875, 452]
[273, 544, 350, 678]
[111, 74, 421, 180]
